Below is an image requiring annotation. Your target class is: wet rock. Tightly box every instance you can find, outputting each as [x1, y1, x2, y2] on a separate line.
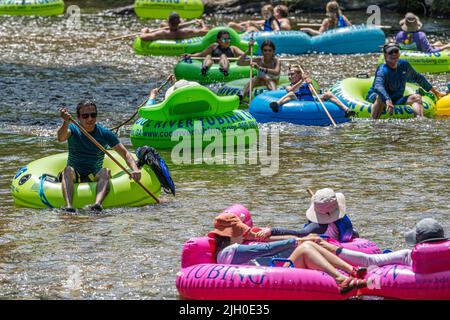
[103, 4, 135, 16]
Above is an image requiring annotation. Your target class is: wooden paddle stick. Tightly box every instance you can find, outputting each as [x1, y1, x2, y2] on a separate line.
[297, 65, 338, 128]
[107, 20, 198, 42]
[307, 188, 315, 197]
[68, 115, 160, 204]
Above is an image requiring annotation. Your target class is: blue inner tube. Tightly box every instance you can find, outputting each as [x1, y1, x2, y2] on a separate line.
[249, 90, 350, 126]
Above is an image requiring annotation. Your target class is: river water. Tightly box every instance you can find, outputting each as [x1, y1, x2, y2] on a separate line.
[0, 7, 449, 299]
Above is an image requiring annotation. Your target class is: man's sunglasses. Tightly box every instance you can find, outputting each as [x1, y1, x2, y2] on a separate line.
[220, 38, 231, 42]
[80, 112, 97, 119]
[388, 49, 400, 55]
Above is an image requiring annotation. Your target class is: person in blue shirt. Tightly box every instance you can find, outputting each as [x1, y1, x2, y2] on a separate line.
[366, 42, 445, 119]
[57, 100, 141, 212]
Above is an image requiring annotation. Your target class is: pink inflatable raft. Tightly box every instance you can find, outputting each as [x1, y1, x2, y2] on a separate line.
[360, 240, 450, 300]
[176, 204, 382, 300]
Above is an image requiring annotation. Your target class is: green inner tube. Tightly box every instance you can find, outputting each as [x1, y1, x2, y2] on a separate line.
[133, 26, 258, 57]
[174, 59, 257, 84]
[134, 0, 204, 19]
[11, 151, 161, 209]
[0, 0, 65, 16]
[377, 51, 450, 74]
[131, 86, 258, 149]
[330, 77, 437, 118]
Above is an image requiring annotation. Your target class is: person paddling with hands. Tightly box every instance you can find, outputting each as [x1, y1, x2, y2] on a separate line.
[269, 64, 355, 117]
[237, 39, 281, 101]
[183, 30, 245, 77]
[57, 100, 141, 213]
[366, 42, 445, 119]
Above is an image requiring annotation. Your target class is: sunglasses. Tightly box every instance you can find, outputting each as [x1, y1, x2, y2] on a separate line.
[80, 112, 97, 119]
[220, 38, 231, 42]
[388, 49, 400, 55]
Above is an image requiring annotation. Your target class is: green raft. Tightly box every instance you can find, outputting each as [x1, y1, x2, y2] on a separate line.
[0, 0, 64, 16]
[11, 151, 161, 209]
[134, 0, 203, 19]
[174, 59, 257, 84]
[377, 50, 450, 74]
[330, 77, 437, 119]
[130, 85, 258, 149]
[133, 27, 257, 57]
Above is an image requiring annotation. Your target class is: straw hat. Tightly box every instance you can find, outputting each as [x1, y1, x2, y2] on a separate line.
[400, 12, 422, 32]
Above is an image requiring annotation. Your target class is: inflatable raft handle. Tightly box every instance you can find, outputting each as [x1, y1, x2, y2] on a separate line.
[270, 258, 294, 268]
[356, 73, 369, 79]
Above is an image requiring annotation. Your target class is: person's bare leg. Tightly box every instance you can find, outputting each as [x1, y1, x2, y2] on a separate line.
[228, 21, 243, 32]
[61, 166, 76, 209]
[286, 242, 347, 282]
[202, 55, 213, 75]
[304, 241, 354, 273]
[406, 93, 424, 117]
[266, 79, 277, 91]
[219, 54, 229, 73]
[94, 168, 111, 206]
[371, 96, 385, 119]
[277, 92, 296, 105]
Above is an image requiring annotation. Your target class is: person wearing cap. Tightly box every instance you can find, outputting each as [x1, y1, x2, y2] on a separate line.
[317, 218, 447, 268]
[395, 13, 450, 53]
[209, 211, 367, 294]
[366, 42, 445, 119]
[255, 188, 359, 242]
[140, 12, 209, 41]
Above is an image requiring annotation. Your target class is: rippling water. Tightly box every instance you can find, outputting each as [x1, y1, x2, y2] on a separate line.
[0, 9, 449, 299]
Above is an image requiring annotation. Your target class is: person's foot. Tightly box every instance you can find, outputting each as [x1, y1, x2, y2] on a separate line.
[89, 204, 103, 213]
[345, 109, 356, 118]
[350, 267, 367, 279]
[61, 206, 76, 213]
[237, 94, 244, 103]
[201, 66, 208, 76]
[270, 101, 279, 112]
[338, 277, 367, 295]
[219, 67, 229, 77]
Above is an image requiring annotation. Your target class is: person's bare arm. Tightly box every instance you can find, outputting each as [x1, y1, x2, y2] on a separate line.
[57, 107, 72, 142]
[112, 143, 141, 182]
[318, 18, 330, 34]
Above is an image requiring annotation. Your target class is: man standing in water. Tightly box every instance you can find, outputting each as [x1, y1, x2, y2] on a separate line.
[57, 100, 141, 212]
[366, 42, 445, 119]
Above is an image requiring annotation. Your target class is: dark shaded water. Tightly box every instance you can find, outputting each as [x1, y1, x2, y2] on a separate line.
[0, 7, 449, 299]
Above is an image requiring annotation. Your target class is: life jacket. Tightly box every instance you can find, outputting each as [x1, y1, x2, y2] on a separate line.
[263, 17, 281, 31]
[304, 214, 354, 243]
[337, 15, 349, 28]
[293, 83, 314, 101]
[136, 146, 176, 196]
